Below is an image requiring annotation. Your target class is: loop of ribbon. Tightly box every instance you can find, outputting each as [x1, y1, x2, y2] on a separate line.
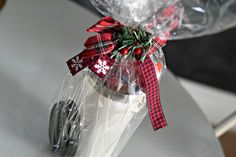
[67, 16, 168, 131]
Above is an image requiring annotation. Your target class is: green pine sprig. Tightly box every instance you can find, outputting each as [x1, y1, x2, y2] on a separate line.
[112, 26, 152, 62]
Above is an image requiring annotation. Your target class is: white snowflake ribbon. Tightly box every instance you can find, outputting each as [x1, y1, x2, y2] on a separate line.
[71, 56, 83, 71]
[94, 59, 110, 75]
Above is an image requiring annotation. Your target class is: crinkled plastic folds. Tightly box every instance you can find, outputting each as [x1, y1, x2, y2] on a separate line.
[91, 0, 236, 39]
[49, 1, 236, 157]
[49, 52, 165, 157]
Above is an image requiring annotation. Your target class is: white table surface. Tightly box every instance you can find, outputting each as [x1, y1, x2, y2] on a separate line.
[0, 0, 224, 157]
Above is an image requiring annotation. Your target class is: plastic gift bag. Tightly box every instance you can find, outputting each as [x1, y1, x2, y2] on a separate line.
[48, 1, 176, 157]
[49, 0, 236, 157]
[49, 51, 166, 157]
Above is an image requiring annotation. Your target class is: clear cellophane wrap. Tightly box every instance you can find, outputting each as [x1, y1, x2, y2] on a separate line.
[49, 50, 165, 157]
[49, 0, 236, 157]
[91, 0, 236, 39]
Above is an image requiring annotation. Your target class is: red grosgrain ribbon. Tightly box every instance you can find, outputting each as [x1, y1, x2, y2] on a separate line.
[67, 16, 168, 131]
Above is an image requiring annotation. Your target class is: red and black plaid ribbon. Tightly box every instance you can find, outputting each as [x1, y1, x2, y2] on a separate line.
[67, 16, 169, 131]
[67, 17, 120, 78]
[139, 56, 167, 130]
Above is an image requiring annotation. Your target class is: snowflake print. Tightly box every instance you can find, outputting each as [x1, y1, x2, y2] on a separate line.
[71, 56, 83, 71]
[94, 59, 110, 75]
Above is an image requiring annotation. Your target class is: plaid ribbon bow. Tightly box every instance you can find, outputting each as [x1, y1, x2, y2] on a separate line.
[67, 16, 168, 131]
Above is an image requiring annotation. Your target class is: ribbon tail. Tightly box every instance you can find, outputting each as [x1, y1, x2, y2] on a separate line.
[66, 53, 91, 76]
[139, 56, 167, 131]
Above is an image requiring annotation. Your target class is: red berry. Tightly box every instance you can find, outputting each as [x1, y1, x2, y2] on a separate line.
[134, 47, 142, 55]
[134, 47, 142, 59]
[120, 47, 129, 55]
